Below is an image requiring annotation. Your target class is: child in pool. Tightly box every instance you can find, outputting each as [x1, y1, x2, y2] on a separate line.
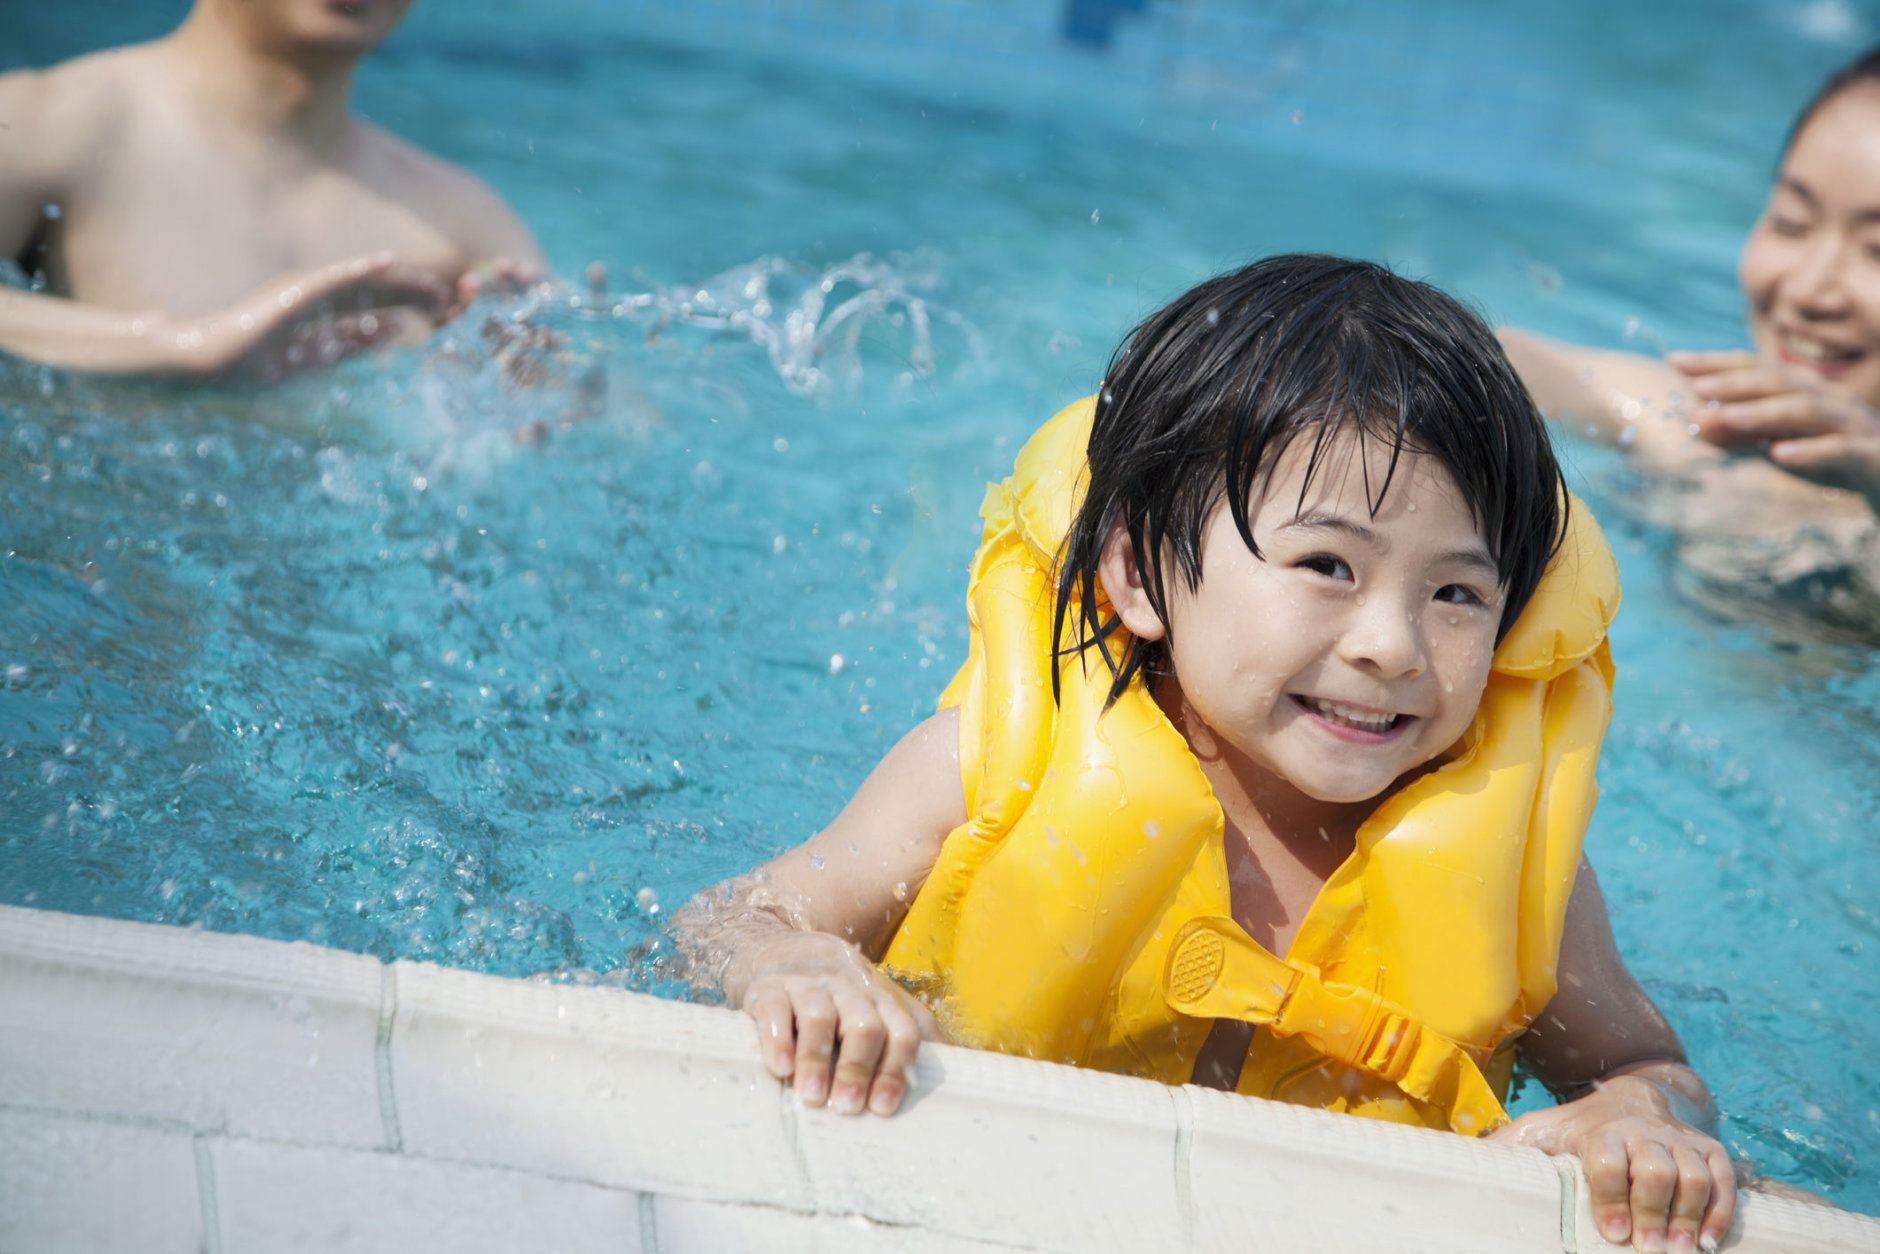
[677, 255, 1735, 1254]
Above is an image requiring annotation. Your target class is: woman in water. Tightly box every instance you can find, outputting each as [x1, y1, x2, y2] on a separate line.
[1500, 45, 1880, 640]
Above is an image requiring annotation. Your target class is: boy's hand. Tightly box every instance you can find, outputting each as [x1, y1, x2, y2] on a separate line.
[732, 931, 944, 1117]
[1670, 349, 1880, 507]
[452, 258, 545, 314]
[1491, 1070, 1735, 1253]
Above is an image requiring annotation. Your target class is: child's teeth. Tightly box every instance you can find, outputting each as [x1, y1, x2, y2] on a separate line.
[1312, 699, 1395, 729]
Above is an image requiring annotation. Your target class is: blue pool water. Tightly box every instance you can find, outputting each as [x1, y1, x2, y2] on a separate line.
[3, 0, 1876, 1212]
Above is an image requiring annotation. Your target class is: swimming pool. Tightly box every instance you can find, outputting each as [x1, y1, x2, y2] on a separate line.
[3, 0, 1875, 1215]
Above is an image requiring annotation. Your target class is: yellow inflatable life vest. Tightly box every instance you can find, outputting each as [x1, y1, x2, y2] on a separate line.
[882, 397, 1620, 1135]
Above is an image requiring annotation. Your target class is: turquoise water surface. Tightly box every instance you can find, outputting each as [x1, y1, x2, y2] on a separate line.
[2, 0, 1875, 1212]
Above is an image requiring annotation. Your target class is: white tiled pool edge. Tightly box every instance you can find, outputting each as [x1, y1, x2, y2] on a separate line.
[1, 906, 1871, 1253]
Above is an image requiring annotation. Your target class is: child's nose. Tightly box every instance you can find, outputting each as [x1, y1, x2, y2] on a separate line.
[1338, 598, 1426, 678]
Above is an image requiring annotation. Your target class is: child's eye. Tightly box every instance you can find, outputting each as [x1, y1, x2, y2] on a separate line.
[1434, 583, 1488, 607]
[1767, 214, 1810, 238]
[1299, 554, 1353, 581]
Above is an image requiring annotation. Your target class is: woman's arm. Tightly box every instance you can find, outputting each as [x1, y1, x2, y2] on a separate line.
[1494, 860, 1735, 1254]
[672, 707, 968, 1116]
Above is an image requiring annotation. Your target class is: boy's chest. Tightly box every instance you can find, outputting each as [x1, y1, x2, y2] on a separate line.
[55, 134, 464, 315]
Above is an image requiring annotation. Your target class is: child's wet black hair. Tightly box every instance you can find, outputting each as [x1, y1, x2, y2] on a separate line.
[1053, 253, 1567, 707]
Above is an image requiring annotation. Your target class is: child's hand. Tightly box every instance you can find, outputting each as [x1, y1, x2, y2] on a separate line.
[1490, 1069, 1735, 1253]
[1670, 349, 1880, 506]
[732, 930, 944, 1117]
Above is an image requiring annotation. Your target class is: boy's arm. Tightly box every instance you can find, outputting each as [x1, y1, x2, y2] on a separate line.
[0, 258, 453, 376]
[1497, 860, 1735, 1253]
[672, 707, 967, 1116]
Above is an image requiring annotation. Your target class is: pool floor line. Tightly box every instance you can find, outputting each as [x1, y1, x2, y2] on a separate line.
[2, 903, 1876, 1253]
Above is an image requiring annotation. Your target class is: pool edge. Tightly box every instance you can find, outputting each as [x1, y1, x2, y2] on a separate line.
[0, 905, 1871, 1253]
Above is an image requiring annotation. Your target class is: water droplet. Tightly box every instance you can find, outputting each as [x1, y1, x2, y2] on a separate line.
[809, 854, 825, 870]
[893, 881, 909, 901]
[1089, 209, 1101, 224]
[636, 887, 660, 914]
[1142, 820, 1161, 839]
[828, 654, 846, 675]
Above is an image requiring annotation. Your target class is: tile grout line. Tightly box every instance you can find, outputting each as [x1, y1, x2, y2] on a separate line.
[1170, 1085, 1196, 1250]
[637, 1190, 660, 1254]
[777, 1079, 816, 1212]
[193, 1133, 222, 1254]
[1553, 1154, 1581, 1254]
[375, 961, 404, 1152]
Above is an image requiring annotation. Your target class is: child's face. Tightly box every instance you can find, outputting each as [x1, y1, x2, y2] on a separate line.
[1137, 430, 1503, 809]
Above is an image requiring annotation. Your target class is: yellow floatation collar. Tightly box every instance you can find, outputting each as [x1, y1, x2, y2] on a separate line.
[883, 397, 1619, 1135]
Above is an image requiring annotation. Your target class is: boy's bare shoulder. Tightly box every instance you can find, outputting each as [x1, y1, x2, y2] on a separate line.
[350, 119, 542, 262]
[0, 45, 149, 179]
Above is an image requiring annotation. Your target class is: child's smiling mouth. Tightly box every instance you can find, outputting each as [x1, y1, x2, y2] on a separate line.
[1292, 694, 1413, 740]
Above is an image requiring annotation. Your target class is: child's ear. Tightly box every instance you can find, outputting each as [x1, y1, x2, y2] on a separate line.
[1097, 521, 1168, 642]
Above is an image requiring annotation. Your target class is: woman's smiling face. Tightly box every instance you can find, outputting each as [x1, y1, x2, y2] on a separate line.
[1739, 81, 1880, 406]
[1106, 429, 1504, 813]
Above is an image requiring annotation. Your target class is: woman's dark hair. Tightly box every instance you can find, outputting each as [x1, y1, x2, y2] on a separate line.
[1053, 253, 1567, 707]
[1782, 44, 1880, 156]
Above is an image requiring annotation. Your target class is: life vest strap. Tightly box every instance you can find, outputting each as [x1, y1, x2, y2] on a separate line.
[1164, 917, 1508, 1134]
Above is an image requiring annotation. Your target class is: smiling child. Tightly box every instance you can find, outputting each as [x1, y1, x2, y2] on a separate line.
[679, 255, 1736, 1254]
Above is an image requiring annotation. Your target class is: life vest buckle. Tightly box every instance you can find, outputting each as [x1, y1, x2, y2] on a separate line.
[1356, 1010, 1421, 1083]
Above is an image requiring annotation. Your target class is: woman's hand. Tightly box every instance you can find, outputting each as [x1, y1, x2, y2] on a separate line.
[1491, 1067, 1735, 1253]
[728, 929, 944, 1117]
[1671, 349, 1880, 508]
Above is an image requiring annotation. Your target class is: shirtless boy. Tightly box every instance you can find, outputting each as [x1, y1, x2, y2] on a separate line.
[0, 0, 544, 377]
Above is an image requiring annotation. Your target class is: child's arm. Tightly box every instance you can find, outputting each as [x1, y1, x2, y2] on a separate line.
[672, 708, 967, 1117]
[1494, 859, 1735, 1254]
